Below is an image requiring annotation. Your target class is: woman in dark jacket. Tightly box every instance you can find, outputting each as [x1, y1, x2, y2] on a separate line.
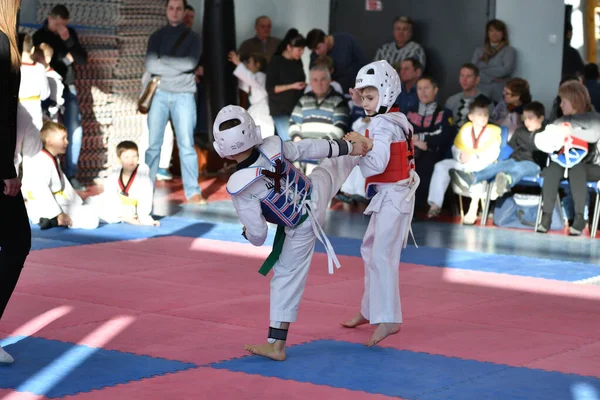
[0, 0, 32, 364]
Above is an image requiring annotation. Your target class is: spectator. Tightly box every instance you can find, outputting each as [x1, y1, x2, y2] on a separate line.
[184, 4, 195, 29]
[405, 76, 456, 211]
[394, 57, 422, 113]
[445, 63, 492, 128]
[289, 65, 350, 141]
[238, 16, 281, 63]
[144, 0, 205, 204]
[583, 63, 600, 112]
[304, 55, 343, 95]
[228, 51, 274, 138]
[0, 0, 32, 364]
[33, 4, 88, 190]
[266, 28, 306, 141]
[373, 16, 426, 69]
[549, 75, 581, 121]
[535, 81, 600, 235]
[306, 28, 368, 94]
[491, 77, 530, 139]
[562, 23, 585, 78]
[472, 19, 516, 104]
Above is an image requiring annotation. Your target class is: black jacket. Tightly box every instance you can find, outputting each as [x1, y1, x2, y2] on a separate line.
[509, 125, 547, 166]
[32, 22, 87, 85]
[0, 31, 21, 181]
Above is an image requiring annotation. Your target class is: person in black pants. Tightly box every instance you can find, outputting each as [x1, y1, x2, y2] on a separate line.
[535, 81, 600, 236]
[0, 2, 32, 364]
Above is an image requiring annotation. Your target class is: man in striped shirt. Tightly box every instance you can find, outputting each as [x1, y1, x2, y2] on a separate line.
[289, 65, 350, 141]
[373, 16, 426, 69]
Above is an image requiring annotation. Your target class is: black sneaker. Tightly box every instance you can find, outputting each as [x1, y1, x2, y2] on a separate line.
[450, 169, 474, 192]
[569, 214, 586, 236]
[536, 212, 551, 233]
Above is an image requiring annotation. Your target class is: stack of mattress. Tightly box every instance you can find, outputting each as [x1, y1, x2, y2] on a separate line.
[35, 0, 166, 183]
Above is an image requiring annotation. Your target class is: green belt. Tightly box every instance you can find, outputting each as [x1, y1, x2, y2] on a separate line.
[258, 212, 309, 276]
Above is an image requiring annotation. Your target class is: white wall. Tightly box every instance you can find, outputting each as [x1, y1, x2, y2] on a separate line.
[496, 0, 565, 115]
[187, 0, 330, 72]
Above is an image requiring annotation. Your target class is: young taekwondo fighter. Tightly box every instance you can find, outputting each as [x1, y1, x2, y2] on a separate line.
[213, 105, 367, 361]
[343, 60, 420, 346]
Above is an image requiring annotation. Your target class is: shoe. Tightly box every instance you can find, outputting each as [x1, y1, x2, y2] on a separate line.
[449, 169, 474, 192]
[156, 168, 173, 181]
[69, 177, 87, 192]
[569, 214, 586, 236]
[187, 194, 207, 205]
[0, 346, 14, 364]
[536, 212, 551, 233]
[494, 173, 512, 198]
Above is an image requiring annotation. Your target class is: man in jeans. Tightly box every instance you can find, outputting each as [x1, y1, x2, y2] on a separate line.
[33, 4, 87, 190]
[145, 0, 205, 204]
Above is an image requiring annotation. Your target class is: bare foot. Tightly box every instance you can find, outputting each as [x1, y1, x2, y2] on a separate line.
[244, 342, 286, 361]
[340, 313, 369, 328]
[366, 323, 401, 347]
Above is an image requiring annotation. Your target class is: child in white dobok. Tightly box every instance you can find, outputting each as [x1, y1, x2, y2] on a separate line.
[15, 34, 50, 173]
[22, 121, 99, 230]
[213, 105, 367, 361]
[343, 60, 420, 346]
[87, 141, 159, 226]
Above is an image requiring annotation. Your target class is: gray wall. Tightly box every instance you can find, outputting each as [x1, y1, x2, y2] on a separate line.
[496, 0, 565, 115]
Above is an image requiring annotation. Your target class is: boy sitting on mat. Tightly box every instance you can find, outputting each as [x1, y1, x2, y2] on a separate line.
[87, 141, 159, 226]
[22, 121, 99, 230]
[213, 105, 367, 361]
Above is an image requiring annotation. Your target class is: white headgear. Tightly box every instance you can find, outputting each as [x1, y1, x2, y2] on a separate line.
[212, 105, 263, 159]
[354, 60, 402, 113]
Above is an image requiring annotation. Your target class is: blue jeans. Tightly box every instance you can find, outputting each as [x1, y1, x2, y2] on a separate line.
[473, 159, 540, 187]
[146, 89, 200, 199]
[61, 85, 83, 178]
[272, 115, 291, 141]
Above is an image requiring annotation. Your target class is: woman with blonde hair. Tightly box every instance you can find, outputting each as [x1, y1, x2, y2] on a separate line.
[0, 0, 32, 364]
[535, 80, 600, 235]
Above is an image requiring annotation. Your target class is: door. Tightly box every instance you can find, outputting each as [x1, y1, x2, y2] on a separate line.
[329, 0, 495, 103]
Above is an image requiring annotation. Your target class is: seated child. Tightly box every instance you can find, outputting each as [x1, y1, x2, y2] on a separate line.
[87, 141, 159, 226]
[451, 101, 546, 199]
[15, 33, 50, 173]
[22, 121, 99, 230]
[34, 42, 65, 122]
[213, 105, 366, 361]
[228, 51, 274, 138]
[426, 97, 501, 224]
[341, 60, 420, 346]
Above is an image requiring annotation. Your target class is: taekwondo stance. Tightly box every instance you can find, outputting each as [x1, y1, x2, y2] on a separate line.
[22, 121, 98, 230]
[87, 141, 159, 226]
[213, 105, 367, 361]
[342, 60, 420, 346]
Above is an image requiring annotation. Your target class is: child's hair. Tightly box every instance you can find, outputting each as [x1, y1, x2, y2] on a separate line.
[558, 80, 592, 114]
[18, 33, 34, 55]
[247, 52, 267, 73]
[116, 140, 139, 157]
[219, 119, 242, 130]
[314, 55, 335, 72]
[417, 75, 438, 88]
[523, 101, 545, 118]
[40, 120, 67, 143]
[39, 43, 54, 59]
[469, 95, 492, 113]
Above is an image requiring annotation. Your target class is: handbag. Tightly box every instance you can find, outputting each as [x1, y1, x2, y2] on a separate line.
[138, 29, 192, 114]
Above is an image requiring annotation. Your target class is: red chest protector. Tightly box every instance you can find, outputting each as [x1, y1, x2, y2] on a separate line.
[364, 125, 415, 198]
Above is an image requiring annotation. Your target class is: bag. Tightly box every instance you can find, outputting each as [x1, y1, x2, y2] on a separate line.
[493, 194, 562, 230]
[137, 29, 192, 114]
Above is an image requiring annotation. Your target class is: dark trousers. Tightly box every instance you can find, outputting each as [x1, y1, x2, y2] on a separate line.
[415, 150, 441, 211]
[542, 162, 600, 215]
[0, 190, 31, 320]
